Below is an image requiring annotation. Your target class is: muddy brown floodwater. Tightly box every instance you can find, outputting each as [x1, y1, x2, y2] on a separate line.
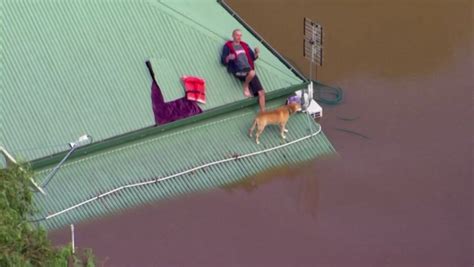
[50, 0, 473, 266]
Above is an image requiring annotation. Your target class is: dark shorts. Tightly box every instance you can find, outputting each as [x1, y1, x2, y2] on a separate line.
[234, 70, 263, 97]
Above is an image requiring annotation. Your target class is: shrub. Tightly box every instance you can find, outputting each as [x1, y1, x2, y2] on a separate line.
[0, 165, 95, 266]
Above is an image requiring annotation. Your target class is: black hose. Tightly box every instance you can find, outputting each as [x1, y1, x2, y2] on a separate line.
[313, 82, 343, 105]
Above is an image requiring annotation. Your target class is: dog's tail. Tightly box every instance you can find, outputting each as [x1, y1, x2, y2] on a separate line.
[249, 119, 257, 137]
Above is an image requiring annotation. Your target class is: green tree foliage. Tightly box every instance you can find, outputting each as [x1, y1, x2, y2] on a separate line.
[0, 165, 95, 266]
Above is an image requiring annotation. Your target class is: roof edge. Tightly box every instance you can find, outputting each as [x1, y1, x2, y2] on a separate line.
[217, 0, 308, 82]
[29, 82, 309, 171]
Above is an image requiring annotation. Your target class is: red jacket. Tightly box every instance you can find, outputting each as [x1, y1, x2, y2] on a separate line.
[222, 40, 256, 71]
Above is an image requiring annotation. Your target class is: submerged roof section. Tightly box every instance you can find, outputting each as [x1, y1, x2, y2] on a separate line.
[1, 0, 304, 163]
[31, 98, 335, 230]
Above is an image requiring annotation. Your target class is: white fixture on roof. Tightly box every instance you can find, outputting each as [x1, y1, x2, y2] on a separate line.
[69, 134, 93, 148]
[296, 81, 323, 119]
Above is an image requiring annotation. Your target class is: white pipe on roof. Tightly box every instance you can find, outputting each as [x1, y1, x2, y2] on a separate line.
[39, 119, 323, 222]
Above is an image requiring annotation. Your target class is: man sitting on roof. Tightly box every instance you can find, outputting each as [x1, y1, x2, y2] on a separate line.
[221, 29, 266, 111]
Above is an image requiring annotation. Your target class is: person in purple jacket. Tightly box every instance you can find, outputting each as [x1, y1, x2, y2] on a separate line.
[222, 29, 266, 111]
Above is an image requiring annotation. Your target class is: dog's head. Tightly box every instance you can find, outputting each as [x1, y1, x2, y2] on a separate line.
[287, 103, 302, 114]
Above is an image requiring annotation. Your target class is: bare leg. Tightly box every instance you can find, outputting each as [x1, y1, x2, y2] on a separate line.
[243, 70, 255, 97]
[258, 90, 266, 112]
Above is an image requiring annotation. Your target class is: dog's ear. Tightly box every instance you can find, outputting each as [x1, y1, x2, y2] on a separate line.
[288, 103, 298, 114]
[295, 104, 303, 114]
[287, 104, 294, 114]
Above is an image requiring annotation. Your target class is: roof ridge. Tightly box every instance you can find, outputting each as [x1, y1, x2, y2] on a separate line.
[29, 82, 309, 171]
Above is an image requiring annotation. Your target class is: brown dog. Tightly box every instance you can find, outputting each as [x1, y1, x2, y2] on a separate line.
[249, 103, 302, 144]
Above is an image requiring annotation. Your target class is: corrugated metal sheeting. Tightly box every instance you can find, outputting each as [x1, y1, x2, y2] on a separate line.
[1, 0, 303, 162]
[2, 0, 336, 230]
[32, 99, 335, 230]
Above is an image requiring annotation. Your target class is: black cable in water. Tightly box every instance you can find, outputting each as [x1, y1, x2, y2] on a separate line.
[334, 128, 370, 140]
[336, 115, 360, 121]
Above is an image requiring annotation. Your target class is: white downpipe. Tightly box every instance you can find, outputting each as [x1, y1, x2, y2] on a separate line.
[308, 81, 314, 102]
[71, 224, 75, 254]
[42, 123, 323, 221]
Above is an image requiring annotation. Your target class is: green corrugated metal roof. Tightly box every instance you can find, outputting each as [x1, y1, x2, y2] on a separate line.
[2, 0, 337, 229]
[31, 98, 335, 230]
[1, 0, 303, 162]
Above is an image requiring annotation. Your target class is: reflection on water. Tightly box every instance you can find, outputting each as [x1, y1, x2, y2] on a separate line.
[223, 163, 307, 193]
[223, 162, 321, 217]
[223, 154, 337, 218]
